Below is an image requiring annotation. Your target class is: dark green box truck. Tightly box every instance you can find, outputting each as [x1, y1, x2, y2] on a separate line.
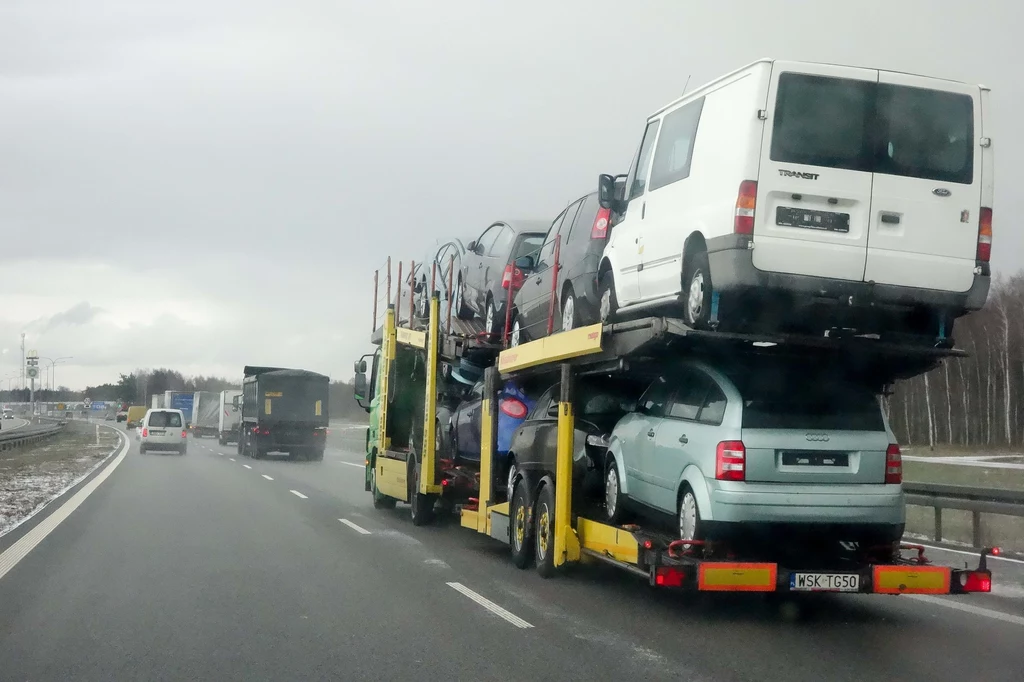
[237, 366, 329, 461]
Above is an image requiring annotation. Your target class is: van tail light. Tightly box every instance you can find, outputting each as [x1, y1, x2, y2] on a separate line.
[591, 207, 612, 239]
[142, 428, 148, 437]
[181, 430, 188, 438]
[734, 180, 757, 235]
[715, 441, 746, 481]
[977, 207, 992, 262]
[499, 398, 528, 419]
[885, 444, 902, 484]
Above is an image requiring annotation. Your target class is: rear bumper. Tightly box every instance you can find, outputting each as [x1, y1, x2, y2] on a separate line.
[707, 235, 990, 313]
[707, 481, 905, 528]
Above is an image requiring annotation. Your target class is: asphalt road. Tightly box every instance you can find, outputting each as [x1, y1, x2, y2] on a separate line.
[1, 423, 1023, 681]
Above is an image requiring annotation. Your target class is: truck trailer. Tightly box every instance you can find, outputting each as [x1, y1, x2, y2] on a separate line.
[191, 391, 220, 438]
[164, 391, 194, 427]
[353, 284, 998, 600]
[237, 366, 328, 461]
[218, 389, 243, 445]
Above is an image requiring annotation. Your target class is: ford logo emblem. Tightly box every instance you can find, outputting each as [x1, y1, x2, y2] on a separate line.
[933, 188, 952, 197]
[805, 433, 830, 442]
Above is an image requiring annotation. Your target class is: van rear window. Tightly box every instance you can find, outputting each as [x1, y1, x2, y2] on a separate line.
[771, 73, 974, 185]
[149, 411, 182, 428]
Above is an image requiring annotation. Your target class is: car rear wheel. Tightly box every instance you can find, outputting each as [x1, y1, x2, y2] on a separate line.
[599, 272, 618, 323]
[561, 287, 579, 331]
[455, 277, 473, 320]
[604, 460, 624, 524]
[509, 317, 523, 347]
[485, 297, 500, 336]
[683, 250, 713, 329]
[678, 486, 703, 546]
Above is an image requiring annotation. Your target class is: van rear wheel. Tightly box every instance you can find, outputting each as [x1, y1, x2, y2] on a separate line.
[683, 251, 713, 329]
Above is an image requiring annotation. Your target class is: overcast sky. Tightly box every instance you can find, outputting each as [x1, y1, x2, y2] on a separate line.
[1, 0, 1020, 390]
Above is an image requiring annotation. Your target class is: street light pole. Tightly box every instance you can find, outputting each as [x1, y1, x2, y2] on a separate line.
[51, 357, 72, 396]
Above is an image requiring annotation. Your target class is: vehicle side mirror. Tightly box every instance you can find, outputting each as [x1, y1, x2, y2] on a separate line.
[514, 255, 534, 271]
[547, 403, 559, 418]
[353, 373, 371, 412]
[598, 173, 628, 214]
[467, 240, 478, 253]
[354, 359, 367, 374]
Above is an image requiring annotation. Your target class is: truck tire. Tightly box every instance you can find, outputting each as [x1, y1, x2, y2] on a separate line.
[370, 460, 396, 510]
[510, 481, 534, 569]
[535, 483, 558, 578]
[311, 447, 324, 462]
[409, 456, 435, 526]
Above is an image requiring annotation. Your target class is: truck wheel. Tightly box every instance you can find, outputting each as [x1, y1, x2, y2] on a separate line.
[535, 484, 559, 578]
[409, 457, 435, 526]
[311, 447, 325, 462]
[371, 461, 396, 510]
[510, 481, 534, 569]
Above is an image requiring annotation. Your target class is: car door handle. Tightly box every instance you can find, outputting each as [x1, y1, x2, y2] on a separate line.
[535, 277, 542, 284]
[478, 262, 483, 268]
[678, 434, 688, 444]
[647, 429, 656, 438]
[641, 202, 646, 219]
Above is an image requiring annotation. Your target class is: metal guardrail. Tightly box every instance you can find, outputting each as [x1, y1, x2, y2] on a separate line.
[0, 422, 64, 451]
[904, 482, 1024, 549]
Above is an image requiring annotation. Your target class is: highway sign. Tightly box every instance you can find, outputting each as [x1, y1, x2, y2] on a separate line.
[90, 401, 107, 411]
[26, 367, 38, 379]
[57, 403, 66, 410]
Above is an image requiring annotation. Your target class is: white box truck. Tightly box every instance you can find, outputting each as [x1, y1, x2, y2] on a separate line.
[192, 391, 220, 438]
[218, 389, 243, 445]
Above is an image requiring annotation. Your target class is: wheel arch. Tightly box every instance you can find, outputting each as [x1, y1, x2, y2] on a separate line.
[677, 464, 714, 521]
[682, 231, 708, 274]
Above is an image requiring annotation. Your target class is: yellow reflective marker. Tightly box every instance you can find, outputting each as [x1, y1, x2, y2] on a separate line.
[265, 399, 272, 415]
[315, 400, 322, 417]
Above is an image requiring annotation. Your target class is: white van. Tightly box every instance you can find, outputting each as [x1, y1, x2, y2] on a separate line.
[139, 409, 188, 454]
[597, 59, 992, 340]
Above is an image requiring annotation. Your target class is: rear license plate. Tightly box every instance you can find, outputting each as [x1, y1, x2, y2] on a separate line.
[790, 573, 860, 592]
[776, 206, 850, 233]
[150, 429, 166, 435]
[781, 451, 849, 467]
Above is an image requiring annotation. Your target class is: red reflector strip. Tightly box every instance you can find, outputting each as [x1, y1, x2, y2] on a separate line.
[872, 565, 950, 594]
[698, 563, 777, 592]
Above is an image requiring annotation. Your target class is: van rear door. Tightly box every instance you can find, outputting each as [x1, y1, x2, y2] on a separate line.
[754, 62, 878, 283]
[863, 72, 981, 293]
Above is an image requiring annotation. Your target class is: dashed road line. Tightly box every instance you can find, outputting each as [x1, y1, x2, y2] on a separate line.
[446, 582, 533, 629]
[243, 464, 252, 469]
[339, 518, 371, 535]
[262, 474, 274, 481]
[338, 461, 364, 468]
[290, 490, 308, 499]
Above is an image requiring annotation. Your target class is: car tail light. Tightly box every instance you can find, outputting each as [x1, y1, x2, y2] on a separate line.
[715, 441, 745, 481]
[960, 571, 992, 593]
[977, 207, 992, 262]
[142, 428, 148, 437]
[261, 428, 270, 436]
[500, 398, 528, 419]
[734, 180, 757, 235]
[181, 430, 188, 438]
[591, 207, 612, 239]
[885, 444, 902, 484]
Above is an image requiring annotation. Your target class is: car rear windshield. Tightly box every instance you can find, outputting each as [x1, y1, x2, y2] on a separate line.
[723, 366, 884, 431]
[149, 411, 182, 427]
[513, 235, 545, 262]
[771, 72, 974, 184]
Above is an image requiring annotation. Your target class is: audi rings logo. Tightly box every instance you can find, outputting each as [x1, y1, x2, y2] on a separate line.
[805, 433, 830, 442]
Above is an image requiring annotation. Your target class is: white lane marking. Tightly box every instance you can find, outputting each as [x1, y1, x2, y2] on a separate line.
[446, 582, 533, 629]
[904, 542, 1024, 566]
[229, 458, 236, 462]
[908, 594, 1024, 627]
[338, 461, 364, 468]
[290, 490, 308, 499]
[243, 464, 252, 469]
[0, 432, 129, 581]
[262, 474, 274, 481]
[339, 518, 371, 535]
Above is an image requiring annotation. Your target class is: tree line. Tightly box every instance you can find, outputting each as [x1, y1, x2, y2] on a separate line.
[887, 273, 1024, 450]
